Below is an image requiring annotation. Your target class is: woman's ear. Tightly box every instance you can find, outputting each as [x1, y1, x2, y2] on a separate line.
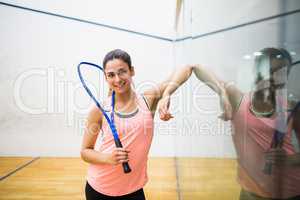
[130, 66, 135, 76]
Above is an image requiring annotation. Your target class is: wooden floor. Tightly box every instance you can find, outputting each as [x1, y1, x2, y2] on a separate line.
[0, 157, 240, 200]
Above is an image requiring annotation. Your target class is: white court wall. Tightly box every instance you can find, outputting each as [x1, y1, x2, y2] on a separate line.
[0, 3, 175, 157]
[1, 1, 298, 157]
[0, 0, 176, 39]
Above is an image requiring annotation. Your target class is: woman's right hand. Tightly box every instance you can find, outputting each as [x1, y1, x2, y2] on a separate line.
[106, 148, 130, 165]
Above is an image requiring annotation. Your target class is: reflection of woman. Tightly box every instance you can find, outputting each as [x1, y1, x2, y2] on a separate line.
[158, 48, 300, 199]
[80, 49, 194, 200]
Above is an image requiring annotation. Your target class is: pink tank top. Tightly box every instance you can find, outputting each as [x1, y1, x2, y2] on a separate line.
[87, 94, 154, 196]
[232, 93, 300, 198]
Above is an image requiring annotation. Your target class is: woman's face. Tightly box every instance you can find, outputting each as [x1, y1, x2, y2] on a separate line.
[104, 58, 134, 94]
[254, 57, 289, 93]
[253, 56, 290, 110]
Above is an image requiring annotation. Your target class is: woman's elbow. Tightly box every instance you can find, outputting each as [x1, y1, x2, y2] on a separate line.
[181, 65, 194, 76]
[80, 149, 88, 162]
[185, 64, 194, 72]
[191, 64, 204, 71]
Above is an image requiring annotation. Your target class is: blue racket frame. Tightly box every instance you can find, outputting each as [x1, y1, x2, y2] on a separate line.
[77, 61, 131, 173]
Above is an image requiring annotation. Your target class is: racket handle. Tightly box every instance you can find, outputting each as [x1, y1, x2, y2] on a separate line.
[263, 161, 273, 175]
[122, 162, 132, 173]
[114, 138, 132, 174]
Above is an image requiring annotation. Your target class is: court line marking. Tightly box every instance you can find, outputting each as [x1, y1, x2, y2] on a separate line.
[188, 8, 300, 40]
[174, 157, 182, 200]
[0, 1, 173, 42]
[0, 157, 40, 181]
[1, 2, 300, 42]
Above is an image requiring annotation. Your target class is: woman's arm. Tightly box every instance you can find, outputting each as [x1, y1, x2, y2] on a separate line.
[80, 105, 129, 165]
[158, 64, 237, 121]
[143, 65, 194, 117]
[161, 65, 194, 98]
[193, 64, 227, 96]
[193, 64, 245, 118]
[157, 65, 194, 120]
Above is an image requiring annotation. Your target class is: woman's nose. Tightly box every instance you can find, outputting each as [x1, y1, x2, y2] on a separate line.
[114, 74, 122, 82]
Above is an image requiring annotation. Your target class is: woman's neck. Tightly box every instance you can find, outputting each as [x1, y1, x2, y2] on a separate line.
[115, 89, 134, 102]
[250, 91, 275, 116]
[114, 89, 137, 112]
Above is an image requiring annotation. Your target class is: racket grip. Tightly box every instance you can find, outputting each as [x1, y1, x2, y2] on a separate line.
[114, 138, 132, 174]
[263, 161, 273, 175]
[122, 162, 132, 173]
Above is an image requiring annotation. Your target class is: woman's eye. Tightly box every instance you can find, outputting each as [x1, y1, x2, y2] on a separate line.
[119, 69, 127, 75]
[107, 73, 115, 78]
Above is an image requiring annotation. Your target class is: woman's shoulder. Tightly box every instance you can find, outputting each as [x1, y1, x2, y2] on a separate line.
[87, 104, 104, 122]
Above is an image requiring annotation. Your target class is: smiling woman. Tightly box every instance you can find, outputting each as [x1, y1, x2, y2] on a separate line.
[1, 0, 300, 200]
[79, 49, 195, 200]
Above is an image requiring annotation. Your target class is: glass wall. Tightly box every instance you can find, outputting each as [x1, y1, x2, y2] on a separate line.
[174, 0, 300, 199]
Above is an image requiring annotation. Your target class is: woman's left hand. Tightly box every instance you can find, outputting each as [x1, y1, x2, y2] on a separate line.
[158, 95, 174, 121]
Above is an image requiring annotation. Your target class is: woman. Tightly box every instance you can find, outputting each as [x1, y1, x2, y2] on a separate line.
[80, 49, 197, 200]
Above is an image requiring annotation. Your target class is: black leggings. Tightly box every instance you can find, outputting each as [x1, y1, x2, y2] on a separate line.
[85, 182, 146, 200]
